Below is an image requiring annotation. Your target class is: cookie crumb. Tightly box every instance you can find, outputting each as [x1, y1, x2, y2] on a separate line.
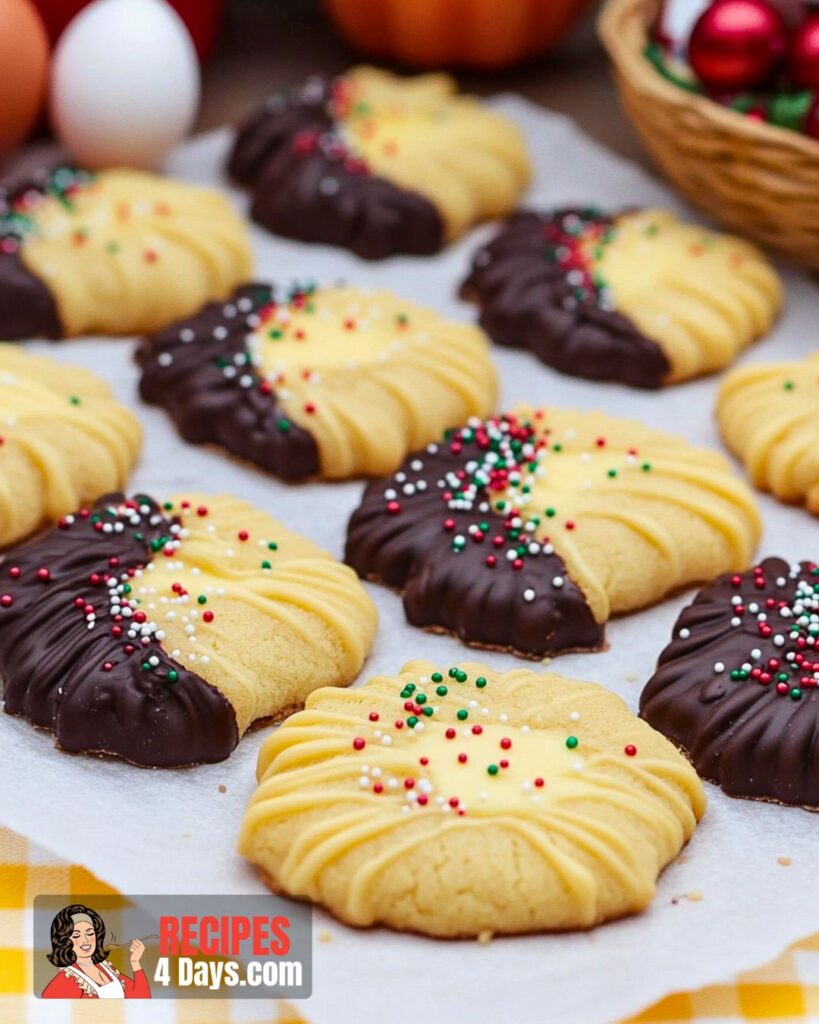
[685, 890, 703, 902]
[777, 856, 792, 866]
[624, 674, 638, 683]
[477, 930, 493, 945]
[218, 784, 227, 793]
[318, 931, 333, 943]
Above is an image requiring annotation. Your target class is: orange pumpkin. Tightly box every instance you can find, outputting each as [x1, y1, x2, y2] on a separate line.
[323, 0, 593, 70]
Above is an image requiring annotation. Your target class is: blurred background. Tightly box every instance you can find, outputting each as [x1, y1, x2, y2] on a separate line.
[196, 0, 637, 159]
[1, 0, 642, 169]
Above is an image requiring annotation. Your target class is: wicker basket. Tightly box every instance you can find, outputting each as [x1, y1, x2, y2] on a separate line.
[599, 0, 819, 271]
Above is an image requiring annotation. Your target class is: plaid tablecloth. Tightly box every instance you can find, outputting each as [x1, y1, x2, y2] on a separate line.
[1, 823, 815, 1024]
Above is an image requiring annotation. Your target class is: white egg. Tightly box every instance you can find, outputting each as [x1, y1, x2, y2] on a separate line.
[50, 0, 201, 170]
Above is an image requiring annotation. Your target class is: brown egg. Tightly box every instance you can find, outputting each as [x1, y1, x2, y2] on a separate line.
[0, 0, 49, 157]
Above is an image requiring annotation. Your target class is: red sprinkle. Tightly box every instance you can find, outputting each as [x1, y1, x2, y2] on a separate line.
[352, 737, 366, 751]
[624, 744, 637, 757]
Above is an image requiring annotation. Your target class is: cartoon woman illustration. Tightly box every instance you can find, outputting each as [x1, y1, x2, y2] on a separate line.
[41, 904, 151, 999]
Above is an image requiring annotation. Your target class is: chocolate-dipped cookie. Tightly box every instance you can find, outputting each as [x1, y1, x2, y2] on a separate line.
[137, 282, 497, 481]
[345, 407, 761, 659]
[228, 66, 530, 259]
[460, 207, 781, 388]
[0, 493, 376, 766]
[0, 166, 251, 340]
[641, 558, 819, 808]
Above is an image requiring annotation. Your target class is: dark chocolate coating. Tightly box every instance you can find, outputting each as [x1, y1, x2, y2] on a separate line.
[0, 171, 66, 340]
[0, 494, 238, 767]
[345, 431, 601, 659]
[0, 250, 62, 340]
[137, 284, 320, 482]
[460, 209, 670, 389]
[641, 557, 819, 808]
[227, 78, 444, 260]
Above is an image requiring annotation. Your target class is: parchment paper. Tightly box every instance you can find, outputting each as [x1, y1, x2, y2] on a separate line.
[2, 98, 818, 1024]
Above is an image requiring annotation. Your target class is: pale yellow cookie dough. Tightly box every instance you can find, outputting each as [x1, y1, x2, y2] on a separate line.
[21, 170, 253, 336]
[0, 345, 141, 547]
[144, 494, 377, 734]
[506, 406, 762, 625]
[341, 67, 531, 241]
[717, 353, 819, 514]
[241, 659, 706, 937]
[593, 209, 782, 382]
[249, 286, 498, 477]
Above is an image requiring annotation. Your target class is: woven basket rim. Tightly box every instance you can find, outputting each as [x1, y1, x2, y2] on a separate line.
[598, 0, 819, 159]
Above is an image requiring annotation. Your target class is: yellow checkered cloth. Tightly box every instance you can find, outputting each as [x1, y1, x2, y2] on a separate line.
[0, 823, 814, 1023]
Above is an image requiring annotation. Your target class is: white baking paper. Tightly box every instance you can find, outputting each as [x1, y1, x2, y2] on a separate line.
[2, 98, 819, 1024]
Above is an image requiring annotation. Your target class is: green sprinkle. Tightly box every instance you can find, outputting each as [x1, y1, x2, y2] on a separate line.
[566, 735, 579, 749]
[607, 468, 617, 478]
[197, 595, 207, 605]
[545, 507, 556, 518]
[436, 685, 448, 696]
[783, 380, 795, 390]
[277, 418, 291, 432]
[407, 715, 419, 728]
[268, 542, 278, 551]
[167, 669, 178, 683]
[790, 688, 803, 701]
[475, 677, 487, 689]
[422, 706, 434, 717]
[487, 764, 499, 776]
[641, 462, 652, 472]
[261, 560, 271, 570]
[431, 672, 443, 683]
[416, 693, 427, 705]
[68, 396, 81, 406]
[456, 709, 468, 721]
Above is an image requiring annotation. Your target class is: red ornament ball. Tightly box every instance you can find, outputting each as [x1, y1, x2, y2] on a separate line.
[788, 14, 819, 89]
[689, 0, 787, 91]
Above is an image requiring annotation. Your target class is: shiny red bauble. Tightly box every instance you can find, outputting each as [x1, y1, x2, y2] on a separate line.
[788, 14, 819, 89]
[689, 0, 787, 91]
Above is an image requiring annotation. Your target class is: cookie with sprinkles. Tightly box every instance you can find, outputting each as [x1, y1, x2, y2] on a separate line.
[345, 407, 762, 659]
[641, 558, 819, 808]
[0, 166, 252, 340]
[460, 207, 782, 388]
[0, 345, 141, 548]
[240, 659, 706, 936]
[227, 66, 530, 259]
[717, 353, 819, 515]
[0, 493, 377, 766]
[137, 283, 498, 481]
